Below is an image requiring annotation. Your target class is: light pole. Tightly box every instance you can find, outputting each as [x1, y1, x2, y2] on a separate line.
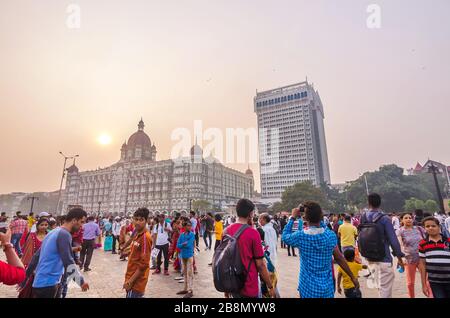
[98, 201, 102, 214]
[428, 163, 446, 215]
[27, 196, 39, 214]
[364, 175, 369, 195]
[445, 165, 450, 198]
[56, 152, 79, 215]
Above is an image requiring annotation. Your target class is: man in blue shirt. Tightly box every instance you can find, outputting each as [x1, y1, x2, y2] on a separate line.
[282, 201, 358, 298]
[80, 216, 101, 272]
[361, 193, 405, 298]
[32, 208, 89, 298]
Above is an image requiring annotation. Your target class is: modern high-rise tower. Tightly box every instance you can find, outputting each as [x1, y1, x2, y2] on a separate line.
[254, 80, 331, 201]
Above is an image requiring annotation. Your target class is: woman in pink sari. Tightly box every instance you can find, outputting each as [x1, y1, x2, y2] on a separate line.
[21, 218, 48, 268]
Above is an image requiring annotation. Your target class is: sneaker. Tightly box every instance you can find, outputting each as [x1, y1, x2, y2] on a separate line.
[154, 269, 161, 274]
[176, 290, 189, 295]
[164, 270, 169, 276]
[178, 279, 185, 283]
[183, 291, 193, 298]
[83, 268, 92, 272]
[174, 276, 184, 280]
[208, 263, 212, 266]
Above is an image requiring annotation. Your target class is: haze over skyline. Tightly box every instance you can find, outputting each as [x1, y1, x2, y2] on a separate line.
[1, 0, 449, 194]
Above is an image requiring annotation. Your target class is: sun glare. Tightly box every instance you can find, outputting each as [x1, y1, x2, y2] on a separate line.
[98, 134, 112, 145]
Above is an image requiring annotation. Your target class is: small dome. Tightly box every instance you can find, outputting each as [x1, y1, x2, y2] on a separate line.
[190, 144, 203, 156]
[127, 119, 151, 148]
[245, 164, 253, 175]
[151, 144, 156, 150]
[67, 164, 79, 173]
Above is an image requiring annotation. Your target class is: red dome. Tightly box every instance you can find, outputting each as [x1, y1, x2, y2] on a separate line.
[127, 130, 151, 148]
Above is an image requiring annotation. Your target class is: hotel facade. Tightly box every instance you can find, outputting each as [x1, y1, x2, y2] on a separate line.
[62, 119, 254, 215]
[254, 81, 331, 201]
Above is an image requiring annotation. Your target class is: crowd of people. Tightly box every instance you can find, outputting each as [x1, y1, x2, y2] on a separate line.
[0, 193, 450, 298]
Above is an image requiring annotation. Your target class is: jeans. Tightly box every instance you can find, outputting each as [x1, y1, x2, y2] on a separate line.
[344, 287, 362, 298]
[203, 231, 212, 249]
[32, 285, 60, 298]
[156, 243, 169, 271]
[80, 239, 95, 270]
[126, 290, 144, 298]
[195, 232, 199, 248]
[73, 242, 81, 263]
[11, 233, 23, 256]
[430, 282, 450, 298]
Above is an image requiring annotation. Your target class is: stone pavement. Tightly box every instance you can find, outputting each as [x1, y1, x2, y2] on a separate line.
[0, 238, 425, 298]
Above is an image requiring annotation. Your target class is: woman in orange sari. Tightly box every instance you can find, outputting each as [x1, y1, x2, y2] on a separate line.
[21, 218, 48, 268]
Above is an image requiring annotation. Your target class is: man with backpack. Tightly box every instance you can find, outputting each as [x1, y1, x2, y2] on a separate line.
[358, 193, 405, 298]
[152, 214, 172, 275]
[212, 199, 276, 298]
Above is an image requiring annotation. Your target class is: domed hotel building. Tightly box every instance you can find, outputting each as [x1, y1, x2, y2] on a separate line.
[62, 119, 254, 215]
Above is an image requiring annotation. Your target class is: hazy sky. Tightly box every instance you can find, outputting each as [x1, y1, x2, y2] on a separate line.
[1, 0, 449, 194]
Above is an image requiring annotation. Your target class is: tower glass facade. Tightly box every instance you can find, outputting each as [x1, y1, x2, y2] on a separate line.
[254, 81, 331, 201]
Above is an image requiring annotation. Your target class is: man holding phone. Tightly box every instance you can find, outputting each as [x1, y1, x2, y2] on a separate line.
[282, 201, 359, 298]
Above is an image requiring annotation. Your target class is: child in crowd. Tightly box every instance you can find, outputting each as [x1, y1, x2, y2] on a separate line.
[176, 220, 196, 298]
[337, 249, 367, 298]
[419, 217, 450, 298]
[123, 208, 152, 298]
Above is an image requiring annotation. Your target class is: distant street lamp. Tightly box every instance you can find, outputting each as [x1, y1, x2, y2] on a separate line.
[428, 163, 446, 215]
[364, 175, 369, 195]
[98, 201, 102, 214]
[56, 152, 79, 215]
[27, 196, 39, 214]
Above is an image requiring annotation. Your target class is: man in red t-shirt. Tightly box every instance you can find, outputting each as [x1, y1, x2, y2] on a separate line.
[0, 229, 25, 286]
[224, 199, 276, 298]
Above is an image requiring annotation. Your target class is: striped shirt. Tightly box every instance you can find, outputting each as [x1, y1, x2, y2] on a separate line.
[418, 235, 450, 284]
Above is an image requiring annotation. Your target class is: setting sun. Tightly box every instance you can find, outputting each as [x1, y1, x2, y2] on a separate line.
[97, 134, 112, 145]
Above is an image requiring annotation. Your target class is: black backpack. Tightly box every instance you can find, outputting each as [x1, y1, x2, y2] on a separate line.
[212, 224, 251, 293]
[357, 212, 386, 262]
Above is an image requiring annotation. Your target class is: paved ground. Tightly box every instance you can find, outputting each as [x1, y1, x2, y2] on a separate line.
[0, 238, 425, 298]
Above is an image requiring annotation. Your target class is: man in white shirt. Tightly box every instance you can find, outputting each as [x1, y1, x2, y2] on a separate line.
[152, 214, 172, 275]
[259, 213, 278, 266]
[189, 211, 200, 251]
[112, 217, 122, 254]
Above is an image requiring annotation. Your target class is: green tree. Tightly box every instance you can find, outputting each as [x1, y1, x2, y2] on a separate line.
[424, 200, 438, 213]
[404, 198, 425, 211]
[346, 164, 436, 212]
[191, 200, 211, 213]
[320, 182, 347, 213]
[278, 181, 331, 212]
[271, 202, 284, 213]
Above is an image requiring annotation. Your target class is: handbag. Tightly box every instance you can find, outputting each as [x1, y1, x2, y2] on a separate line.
[151, 248, 160, 259]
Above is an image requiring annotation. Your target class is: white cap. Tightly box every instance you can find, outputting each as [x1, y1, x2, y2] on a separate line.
[39, 212, 50, 218]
